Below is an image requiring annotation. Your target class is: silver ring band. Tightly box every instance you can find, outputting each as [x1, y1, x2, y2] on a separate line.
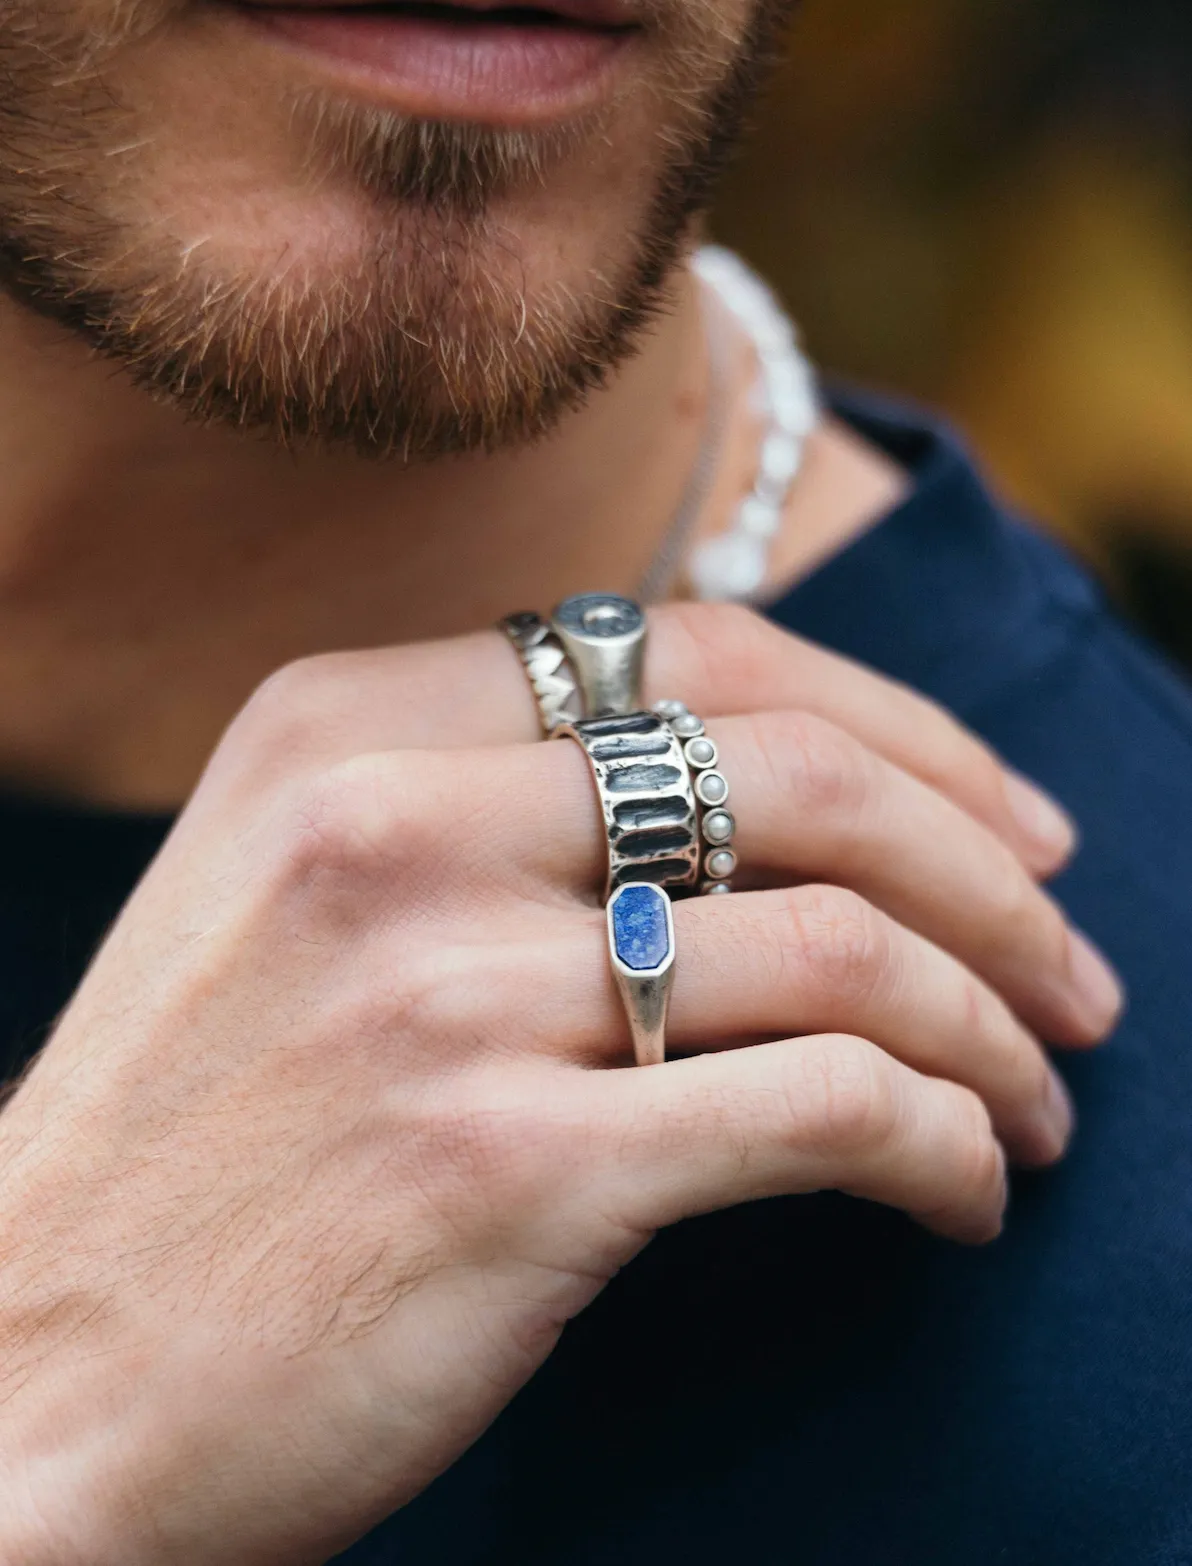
[607, 882, 676, 1067]
[500, 612, 585, 737]
[549, 594, 646, 720]
[654, 701, 736, 894]
[501, 593, 647, 736]
[557, 712, 699, 899]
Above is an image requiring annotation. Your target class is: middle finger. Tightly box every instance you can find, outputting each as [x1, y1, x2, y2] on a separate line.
[509, 710, 1122, 1046]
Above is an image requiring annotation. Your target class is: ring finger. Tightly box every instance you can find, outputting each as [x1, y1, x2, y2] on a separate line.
[449, 886, 1071, 1168]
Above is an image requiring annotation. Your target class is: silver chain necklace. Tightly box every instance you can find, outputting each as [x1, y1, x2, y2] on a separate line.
[636, 245, 820, 604]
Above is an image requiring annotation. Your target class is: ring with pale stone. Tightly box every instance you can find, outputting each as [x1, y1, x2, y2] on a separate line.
[500, 593, 647, 736]
[653, 700, 737, 894]
[607, 882, 676, 1066]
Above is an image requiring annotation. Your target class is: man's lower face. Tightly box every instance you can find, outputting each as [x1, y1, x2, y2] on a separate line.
[0, 0, 784, 456]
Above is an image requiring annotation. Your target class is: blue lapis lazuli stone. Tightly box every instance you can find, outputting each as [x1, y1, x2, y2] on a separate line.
[612, 885, 671, 972]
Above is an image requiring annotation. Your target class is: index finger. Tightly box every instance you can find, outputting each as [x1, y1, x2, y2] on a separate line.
[647, 602, 1075, 876]
[214, 605, 1074, 878]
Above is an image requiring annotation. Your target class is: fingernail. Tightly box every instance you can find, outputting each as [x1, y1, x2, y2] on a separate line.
[1004, 770, 1077, 863]
[991, 1171, 1010, 1236]
[1044, 1070, 1075, 1152]
[1020, 1072, 1075, 1168]
[1067, 929, 1125, 1037]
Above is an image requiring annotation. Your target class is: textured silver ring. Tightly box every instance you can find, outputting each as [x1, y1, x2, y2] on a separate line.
[500, 612, 585, 737]
[556, 711, 699, 899]
[654, 700, 737, 894]
[501, 593, 647, 736]
[607, 882, 676, 1067]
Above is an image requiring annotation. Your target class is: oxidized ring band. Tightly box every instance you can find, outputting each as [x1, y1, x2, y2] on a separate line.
[655, 700, 737, 893]
[500, 592, 647, 734]
[556, 711, 699, 899]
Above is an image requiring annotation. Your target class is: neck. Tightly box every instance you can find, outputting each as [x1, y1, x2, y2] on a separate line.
[0, 261, 905, 809]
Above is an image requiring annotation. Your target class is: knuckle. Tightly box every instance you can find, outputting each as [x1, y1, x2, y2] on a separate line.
[955, 972, 1054, 1119]
[954, 970, 1038, 1101]
[994, 1020, 1052, 1114]
[753, 709, 869, 823]
[940, 1081, 1004, 1202]
[956, 967, 992, 1042]
[237, 654, 345, 754]
[344, 943, 465, 1057]
[789, 1035, 898, 1157]
[408, 1085, 591, 1206]
[277, 749, 526, 912]
[968, 1126, 1007, 1221]
[981, 846, 1037, 930]
[283, 753, 427, 884]
[983, 850, 1067, 963]
[953, 729, 1007, 810]
[782, 885, 891, 1005]
[923, 702, 999, 791]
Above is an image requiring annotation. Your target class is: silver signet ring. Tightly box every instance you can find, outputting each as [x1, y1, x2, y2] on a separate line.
[607, 882, 676, 1067]
[551, 593, 646, 719]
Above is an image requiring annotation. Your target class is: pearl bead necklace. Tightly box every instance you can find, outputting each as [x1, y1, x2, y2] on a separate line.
[686, 246, 820, 602]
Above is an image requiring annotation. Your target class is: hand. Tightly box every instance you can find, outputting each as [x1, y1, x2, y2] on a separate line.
[0, 606, 1120, 1565]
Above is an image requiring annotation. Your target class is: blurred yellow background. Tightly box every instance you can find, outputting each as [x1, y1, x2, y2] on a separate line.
[714, 0, 1192, 664]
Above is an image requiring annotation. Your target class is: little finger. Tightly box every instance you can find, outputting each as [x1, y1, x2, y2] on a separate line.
[591, 1034, 1008, 1245]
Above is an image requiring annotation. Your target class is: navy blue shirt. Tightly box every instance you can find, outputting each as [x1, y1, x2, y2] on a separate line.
[4, 397, 1191, 1563]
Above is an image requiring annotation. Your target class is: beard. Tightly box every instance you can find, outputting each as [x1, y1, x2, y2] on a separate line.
[0, 0, 787, 458]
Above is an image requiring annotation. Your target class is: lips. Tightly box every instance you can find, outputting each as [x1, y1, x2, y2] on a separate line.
[240, 0, 638, 31]
[230, 0, 640, 123]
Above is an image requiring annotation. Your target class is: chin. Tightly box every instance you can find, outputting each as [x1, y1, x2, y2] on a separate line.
[36, 166, 669, 458]
[0, 0, 780, 454]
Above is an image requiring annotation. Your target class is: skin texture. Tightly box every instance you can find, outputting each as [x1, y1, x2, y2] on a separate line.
[0, 605, 1121, 1562]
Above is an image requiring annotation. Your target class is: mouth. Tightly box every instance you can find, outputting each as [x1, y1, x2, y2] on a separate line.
[230, 0, 642, 124]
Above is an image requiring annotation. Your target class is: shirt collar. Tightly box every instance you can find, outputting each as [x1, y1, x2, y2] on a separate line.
[767, 387, 1103, 713]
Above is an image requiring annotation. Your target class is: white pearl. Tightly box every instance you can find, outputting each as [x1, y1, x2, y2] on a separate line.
[759, 431, 799, 488]
[702, 810, 735, 844]
[696, 772, 729, 806]
[690, 244, 819, 604]
[736, 495, 780, 538]
[692, 245, 735, 284]
[766, 358, 808, 399]
[707, 849, 738, 879]
[768, 376, 818, 436]
[690, 534, 768, 602]
[773, 395, 816, 440]
[753, 318, 792, 357]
